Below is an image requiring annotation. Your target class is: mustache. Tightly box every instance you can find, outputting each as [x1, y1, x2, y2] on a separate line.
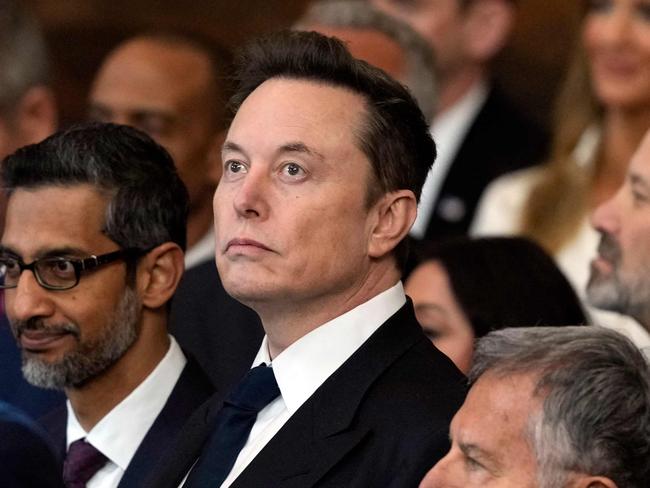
[597, 233, 621, 265]
[11, 318, 80, 339]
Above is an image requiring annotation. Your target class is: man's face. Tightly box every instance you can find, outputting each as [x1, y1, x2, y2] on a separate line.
[419, 372, 540, 487]
[587, 132, 650, 325]
[371, 0, 469, 79]
[2, 185, 141, 389]
[215, 78, 380, 312]
[88, 38, 222, 203]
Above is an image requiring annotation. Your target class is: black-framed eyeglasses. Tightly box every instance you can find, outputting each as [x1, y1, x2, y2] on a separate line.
[0, 248, 148, 291]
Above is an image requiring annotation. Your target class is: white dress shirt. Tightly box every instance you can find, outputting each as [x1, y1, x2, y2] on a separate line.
[185, 228, 215, 270]
[216, 282, 407, 487]
[411, 81, 489, 238]
[66, 336, 187, 488]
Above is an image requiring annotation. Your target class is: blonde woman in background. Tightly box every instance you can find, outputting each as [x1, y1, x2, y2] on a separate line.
[472, 0, 650, 347]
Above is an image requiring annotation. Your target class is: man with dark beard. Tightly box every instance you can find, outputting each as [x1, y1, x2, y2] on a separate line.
[588, 130, 650, 337]
[0, 123, 214, 488]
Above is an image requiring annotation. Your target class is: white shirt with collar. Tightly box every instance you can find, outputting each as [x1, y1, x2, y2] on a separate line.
[184, 228, 215, 270]
[216, 282, 407, 488]
[411, 81, 489, 238]
[66, 335, 186, 488]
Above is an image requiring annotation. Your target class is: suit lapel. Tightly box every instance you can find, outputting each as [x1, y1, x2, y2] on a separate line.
[232, 302, 425, 487]
[118, 358, 213, 488]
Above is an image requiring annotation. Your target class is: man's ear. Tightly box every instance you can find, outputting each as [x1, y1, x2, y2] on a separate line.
[14, 85, 58, 146]
[572, 475, 618, 488]
[136, 242, 185, 309]
[463, 0, 515, 63]
[368, 190, 417, 259]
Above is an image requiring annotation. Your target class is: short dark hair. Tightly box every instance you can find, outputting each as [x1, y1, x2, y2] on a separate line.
[472, 326, 650, 487]
[231, 30, 436, 267]
[2, 122, 189, 252]
[414, 237, 588, 336]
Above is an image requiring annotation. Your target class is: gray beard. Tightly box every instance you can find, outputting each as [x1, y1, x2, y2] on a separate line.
[587, 267, 650, 328]
[19, 286, 141, 390]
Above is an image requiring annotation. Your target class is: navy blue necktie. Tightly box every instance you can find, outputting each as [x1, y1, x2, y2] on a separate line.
[184, 364, 280, 487]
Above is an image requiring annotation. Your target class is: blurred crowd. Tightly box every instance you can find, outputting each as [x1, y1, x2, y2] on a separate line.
[1, 0, 649, 487]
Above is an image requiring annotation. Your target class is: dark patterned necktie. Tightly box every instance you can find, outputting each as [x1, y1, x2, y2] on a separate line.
[184, 363, 281, 487]
[63, 438, 108, 488]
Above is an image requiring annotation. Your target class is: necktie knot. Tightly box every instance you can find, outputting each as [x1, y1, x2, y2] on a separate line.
[226, 363, 280, 412]
[63, 438, 108, 488]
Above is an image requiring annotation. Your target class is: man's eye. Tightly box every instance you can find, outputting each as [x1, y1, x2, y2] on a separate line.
[281, 162, 306, 178]
[43, 259, 76, 278]
[226, 160, 246, 174]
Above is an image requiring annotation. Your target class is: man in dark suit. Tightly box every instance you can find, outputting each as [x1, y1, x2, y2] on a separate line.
[149, 30, 466, 488]
[0, 123, 214, 487]
[372, 0, 548, 239]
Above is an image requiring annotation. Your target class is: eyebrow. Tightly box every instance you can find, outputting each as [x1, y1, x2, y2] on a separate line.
[222, 140, 325, 162]
[0, 246, 90, 261]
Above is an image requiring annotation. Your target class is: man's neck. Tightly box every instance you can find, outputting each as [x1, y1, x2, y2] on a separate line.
[257, 263, 401, 359]
[65, 324, 170, 432]
[187, 196, 215, 250]
[435, 67, 486, 118]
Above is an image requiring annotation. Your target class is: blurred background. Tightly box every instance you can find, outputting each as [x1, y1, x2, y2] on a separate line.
[25, 0, 580, 128]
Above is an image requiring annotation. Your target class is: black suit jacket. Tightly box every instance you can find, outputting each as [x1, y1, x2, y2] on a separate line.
[423, 85, 549, 240]
[170, 260, 264, 393]
[0, 401, 64, 488]
[149, 301, 467, 487]
[40, 358, 213, 488]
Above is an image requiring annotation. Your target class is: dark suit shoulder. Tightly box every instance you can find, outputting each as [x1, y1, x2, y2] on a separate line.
[170, 260, 264, 392]
[424, 85, 550, 239]
[0, 402, 64, 488]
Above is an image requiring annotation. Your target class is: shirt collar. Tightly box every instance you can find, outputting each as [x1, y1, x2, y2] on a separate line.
[66, 336, 187, 470]
[184, 228, 215, 270]
[252, 282, 406, 414]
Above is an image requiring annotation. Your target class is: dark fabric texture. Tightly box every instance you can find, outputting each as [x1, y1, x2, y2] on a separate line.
[184, 364, 280, 487]
[0, 313, 65, 419]
[40, 358, 214, 488]
[0, 401, 64, 488]
[422, 85, 549, 241]
[170, 260, 264, 393]
[147, 300, 467, 488]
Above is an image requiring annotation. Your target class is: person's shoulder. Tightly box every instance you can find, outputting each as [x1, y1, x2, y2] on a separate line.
[471, 165, 545, 236]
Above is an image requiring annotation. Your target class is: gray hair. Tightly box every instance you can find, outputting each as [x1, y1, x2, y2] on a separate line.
[0, 0, 49, 115]
[295, 0, 436, 122]
[471, 326, 650, 488]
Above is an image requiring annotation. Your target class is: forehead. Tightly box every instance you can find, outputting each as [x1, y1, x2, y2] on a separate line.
[228, 78, 368, 158]
[2, 185, 112, 255]
[90, 38, 215, 110]
[452, 372, 539, 466]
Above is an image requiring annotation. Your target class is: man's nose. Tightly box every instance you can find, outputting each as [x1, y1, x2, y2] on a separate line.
[7, 270, 56, 322]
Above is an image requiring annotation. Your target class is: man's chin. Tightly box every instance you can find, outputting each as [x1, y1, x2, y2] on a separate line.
[586, 278, 623, 312]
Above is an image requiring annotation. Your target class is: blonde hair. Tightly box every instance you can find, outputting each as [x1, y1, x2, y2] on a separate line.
[520, 42, 602, 254]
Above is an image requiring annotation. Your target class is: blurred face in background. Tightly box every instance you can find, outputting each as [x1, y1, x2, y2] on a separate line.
[582, 0, 650, 110]
[588, 130, 650, 326]
[405, 260, 474, 373]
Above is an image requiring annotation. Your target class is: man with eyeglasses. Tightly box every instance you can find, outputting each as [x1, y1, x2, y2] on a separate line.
[0, 123, 214, 488]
